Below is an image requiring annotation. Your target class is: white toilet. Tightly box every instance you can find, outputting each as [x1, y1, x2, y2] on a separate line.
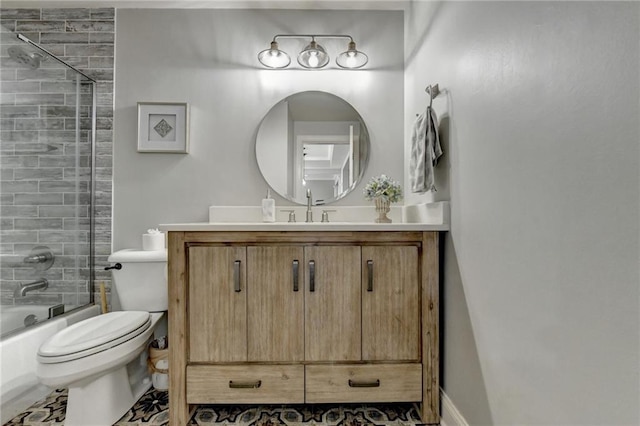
[36, 249, 168, 426]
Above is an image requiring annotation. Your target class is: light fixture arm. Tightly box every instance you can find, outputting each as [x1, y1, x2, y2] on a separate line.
[271, 34, 355, 43]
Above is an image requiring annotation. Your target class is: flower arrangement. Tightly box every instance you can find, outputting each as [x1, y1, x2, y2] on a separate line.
[363, 174, 403, 203]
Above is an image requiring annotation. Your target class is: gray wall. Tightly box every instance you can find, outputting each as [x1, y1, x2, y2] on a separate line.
[113, 9, 404, 250]
[405, 1, 639, 424]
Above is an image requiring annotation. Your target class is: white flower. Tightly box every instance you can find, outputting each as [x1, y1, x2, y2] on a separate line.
[363, 174, 403, 203]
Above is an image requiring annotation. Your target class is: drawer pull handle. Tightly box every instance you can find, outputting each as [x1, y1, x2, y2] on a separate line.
[348, 379, 380, 388]
[229, 380, 262, 389]
[309, 260, 315, 292]
[233, 260, 241, 292]
[367, 260, 373, 292]
[293, 259, 299, 292]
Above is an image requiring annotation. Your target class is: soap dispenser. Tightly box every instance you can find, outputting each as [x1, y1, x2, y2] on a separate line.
[262, 189, 276, 222]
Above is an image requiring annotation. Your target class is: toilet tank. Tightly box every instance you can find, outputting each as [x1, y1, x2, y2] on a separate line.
[107, 249, 168, 312]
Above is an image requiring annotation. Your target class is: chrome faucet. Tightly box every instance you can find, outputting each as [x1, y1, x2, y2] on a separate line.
[306, 188, 313, 223]
[14, 278, 48, 298]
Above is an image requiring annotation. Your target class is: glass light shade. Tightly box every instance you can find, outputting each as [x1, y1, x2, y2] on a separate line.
[297, 40, 329, 69]
[258, 41, 291, 68]
[336, 41, 368, 69]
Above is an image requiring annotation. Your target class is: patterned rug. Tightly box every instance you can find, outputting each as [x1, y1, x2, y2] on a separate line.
[3, 388, 425, 426]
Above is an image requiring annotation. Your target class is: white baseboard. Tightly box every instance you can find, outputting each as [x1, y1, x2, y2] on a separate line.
[440, 388, 469, 426]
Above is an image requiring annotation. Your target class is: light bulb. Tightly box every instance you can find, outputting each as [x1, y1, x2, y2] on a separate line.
[308, 52, 319, 68]
[346, 52, 357, 68]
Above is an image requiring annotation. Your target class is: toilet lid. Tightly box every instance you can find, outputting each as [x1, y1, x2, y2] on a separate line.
[38, 311, 151, 363]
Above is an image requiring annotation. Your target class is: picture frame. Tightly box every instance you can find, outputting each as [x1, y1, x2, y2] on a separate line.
[137, 102, 189, 153]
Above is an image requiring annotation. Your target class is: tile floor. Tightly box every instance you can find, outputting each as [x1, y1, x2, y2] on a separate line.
[3, 387, 426, 425]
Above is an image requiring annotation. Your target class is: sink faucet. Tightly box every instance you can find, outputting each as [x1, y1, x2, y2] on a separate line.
[306, 188, 313, 223]
[14, 278, 48, 297]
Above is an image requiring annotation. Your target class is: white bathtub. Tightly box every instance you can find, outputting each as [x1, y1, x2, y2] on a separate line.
[1, 305, 54, 337]
[0, 304, 100, 423]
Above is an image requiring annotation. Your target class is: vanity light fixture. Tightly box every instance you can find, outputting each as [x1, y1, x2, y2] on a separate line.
[258, 34, 368, 69]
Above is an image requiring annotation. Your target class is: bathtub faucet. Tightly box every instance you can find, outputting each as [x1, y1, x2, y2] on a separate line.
[14, 278, 48, 297]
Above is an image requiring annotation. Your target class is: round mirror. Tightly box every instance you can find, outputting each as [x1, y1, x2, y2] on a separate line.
[256, 91, 369, 205]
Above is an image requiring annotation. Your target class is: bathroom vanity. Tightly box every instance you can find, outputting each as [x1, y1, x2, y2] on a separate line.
[163, 222, 445, 425]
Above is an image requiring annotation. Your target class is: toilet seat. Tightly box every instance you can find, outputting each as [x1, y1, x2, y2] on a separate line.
[38, 311, 151, 364]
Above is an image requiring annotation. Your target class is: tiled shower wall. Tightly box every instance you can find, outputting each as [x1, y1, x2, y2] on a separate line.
[0, 8, 114, 308]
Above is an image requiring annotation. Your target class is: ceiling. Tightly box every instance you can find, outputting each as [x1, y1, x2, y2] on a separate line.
[2, 0, 410, 10]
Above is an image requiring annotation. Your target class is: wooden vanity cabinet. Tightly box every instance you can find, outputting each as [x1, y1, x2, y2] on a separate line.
[168, 231, 440, 425]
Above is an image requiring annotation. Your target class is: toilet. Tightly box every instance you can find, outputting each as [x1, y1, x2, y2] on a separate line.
[36, 249, 168, 426]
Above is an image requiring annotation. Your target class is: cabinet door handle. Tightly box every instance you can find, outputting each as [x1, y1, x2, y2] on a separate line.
[292, 259, 299, 292]
[309, 260, 315, 292]
[233, 260, 241, 292]
[229, 380, 262, 389]
[367, 259, 373, 292]
[348, 379, 380, 388]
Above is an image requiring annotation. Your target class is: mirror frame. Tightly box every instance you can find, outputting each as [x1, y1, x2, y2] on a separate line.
[255, 91, 370, 205]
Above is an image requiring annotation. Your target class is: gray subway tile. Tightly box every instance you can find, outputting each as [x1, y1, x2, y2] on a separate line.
[0, 68, 16, 81]
[0, 106, 38, 118]
[90, 9, 114, 20]
[1, 181, 38, 193]
[38, 230, 84, 243]
[40, 81, 80, 94]
[64, 192, 90, 206]
[64, 218, 90, 230]
[1, 205, 38, 217]
[39, 155, 81, 168]
[1, 155, 38, 168]
[15, 118, 65, 130]
[15, 218, 63, 230]
[0, 9, 40, 20]
[16, 68, 66, 81]
[0, 218, 14, 230]
[41, 8, 90, 20]
[16, 93, 65, 106]
[16, 20, 65, 32]
[0, 230, 38, 243]
[65, 44, 113, 57]
[0, 92, 15, 105]
[1, 168, 14, 180]
[14, 168, 63, 181]
[0, 119, 15, 130]
[89, 32, 114, 44]
[39, 180, 88, 193]
[14, 193, 63, 205]
[0, 130, 38, 142]
[1, 81, 40, 93]
[14, 143, 62, 156]
[66, 20, 114, 33]
[41, 105, 76, 118]
[39, 130, 76, 143]
[40, 31, 89, 44]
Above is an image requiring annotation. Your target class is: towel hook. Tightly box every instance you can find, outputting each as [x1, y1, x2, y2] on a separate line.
[425, 84, 440, 108]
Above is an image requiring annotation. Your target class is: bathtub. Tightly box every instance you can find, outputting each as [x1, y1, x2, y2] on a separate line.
[0, 304, 100, 423]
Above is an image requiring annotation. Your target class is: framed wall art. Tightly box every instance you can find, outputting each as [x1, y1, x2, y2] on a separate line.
[137, 102, 189, 153]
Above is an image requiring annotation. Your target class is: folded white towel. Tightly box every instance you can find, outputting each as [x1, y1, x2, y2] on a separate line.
[410, 106, 442, 193]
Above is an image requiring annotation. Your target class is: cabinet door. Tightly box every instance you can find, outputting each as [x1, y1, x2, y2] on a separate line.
[305, 246, 361, 361]
[247, 246, 304, 362]
[362, 245, 420, 361]
[189, 246, 247, 363]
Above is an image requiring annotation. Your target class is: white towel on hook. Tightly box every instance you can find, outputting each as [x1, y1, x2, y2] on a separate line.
[410, 106, 443, 193]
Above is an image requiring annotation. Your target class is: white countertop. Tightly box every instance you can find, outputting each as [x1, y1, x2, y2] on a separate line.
[159, 222, 448, 232]
[159, 202, 450, 232]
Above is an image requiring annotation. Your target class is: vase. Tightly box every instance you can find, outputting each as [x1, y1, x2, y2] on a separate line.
[374, 197, 392, 223]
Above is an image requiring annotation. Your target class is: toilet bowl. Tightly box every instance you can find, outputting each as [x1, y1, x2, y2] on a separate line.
[36, 312, 163, 426]
[36, 248, 168, 426]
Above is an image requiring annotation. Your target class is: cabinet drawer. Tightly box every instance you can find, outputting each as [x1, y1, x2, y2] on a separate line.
[305, 364, 422, 403]
[186, 365, 304, 404]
